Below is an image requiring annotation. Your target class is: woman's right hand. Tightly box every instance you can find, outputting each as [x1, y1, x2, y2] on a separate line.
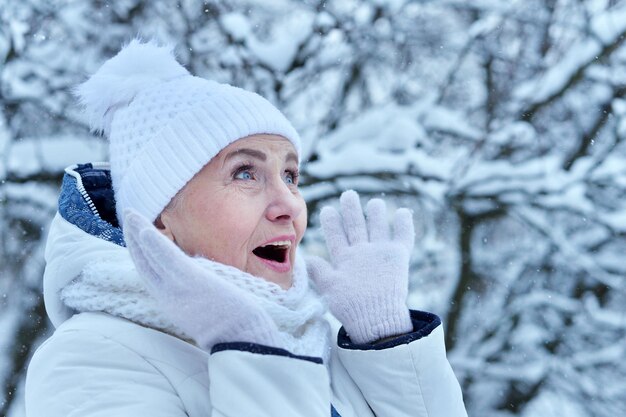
[123, 209, 283, 351]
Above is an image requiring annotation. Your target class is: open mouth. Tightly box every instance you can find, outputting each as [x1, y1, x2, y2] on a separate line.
[252, 241, 290, 264]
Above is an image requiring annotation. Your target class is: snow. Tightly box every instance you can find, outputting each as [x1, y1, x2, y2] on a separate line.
[513, 38, 600, 105]
[7, 136, 107, 177]
[304, 102, 456, 181]
[583, 296, 626, 329]
[225, 12, 316, 73]
[523, 391, 588, 417]
[3, 1, 626, 416]
[590, 3, 626, 44]
[0, 308, 20, 388]
[510, 291, 579, 314]
[315, 11, 335, 29]
[513, 4, 626, 108]
[457, 155, 559, 194]
[601, 211, 626, 232]
[9, 20, 28, 53]
[2, 61, 47, 100]
[420, 104, 483, 141]
[488, 121, 536, 146]
[468, 13, 502, 38]
[591, 151, 626, 179]
[220, 13, 251, 42]
[324, 103, 428, 150]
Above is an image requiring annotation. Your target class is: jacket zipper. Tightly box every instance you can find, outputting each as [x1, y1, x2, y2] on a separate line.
[64, 162, 110, 219]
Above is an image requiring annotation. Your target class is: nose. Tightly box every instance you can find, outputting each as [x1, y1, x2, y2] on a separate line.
[265, 179, 304, 223]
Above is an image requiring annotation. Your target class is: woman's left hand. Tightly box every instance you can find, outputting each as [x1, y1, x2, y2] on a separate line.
[306, 190, 414, 344]
[123, 209, 284, 351]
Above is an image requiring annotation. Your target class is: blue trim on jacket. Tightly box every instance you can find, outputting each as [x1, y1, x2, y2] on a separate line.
[337, 310, 441, 350]
[211, 342, 324, 365]
[211, 343, 341, 416]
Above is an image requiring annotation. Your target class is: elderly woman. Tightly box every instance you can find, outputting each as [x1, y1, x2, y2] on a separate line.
[25, 41, 467, 417]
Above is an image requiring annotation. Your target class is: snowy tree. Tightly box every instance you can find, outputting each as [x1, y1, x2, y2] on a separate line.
[1, 0, 625, 416]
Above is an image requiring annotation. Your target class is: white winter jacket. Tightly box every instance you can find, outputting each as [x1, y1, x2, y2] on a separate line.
[25, 163, 468, 417]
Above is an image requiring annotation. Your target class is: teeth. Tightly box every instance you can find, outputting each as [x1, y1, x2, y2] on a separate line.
[264, 240, 291, 247]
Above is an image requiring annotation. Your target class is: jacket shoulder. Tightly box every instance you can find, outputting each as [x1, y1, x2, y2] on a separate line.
[25, 312, 208, 417]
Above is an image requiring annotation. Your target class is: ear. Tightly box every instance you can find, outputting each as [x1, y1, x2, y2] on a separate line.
[154, 213, 176, 242]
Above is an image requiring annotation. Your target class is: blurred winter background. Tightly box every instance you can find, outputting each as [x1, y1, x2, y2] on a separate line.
[1, 0, 626, 415]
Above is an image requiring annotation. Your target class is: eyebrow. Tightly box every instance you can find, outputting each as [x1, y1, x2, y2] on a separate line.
[285, 151, 298, 164]
[224, 148, 299, 164]
[225, 148, 266, 162]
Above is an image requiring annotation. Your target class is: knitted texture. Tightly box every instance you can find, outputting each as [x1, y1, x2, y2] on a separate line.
[74, 40, 301, 226]
[117, 209, 330, 359]
[306, 190, 414, 344]
[61, 242, 330, 359]
[60, 254, 186, 339]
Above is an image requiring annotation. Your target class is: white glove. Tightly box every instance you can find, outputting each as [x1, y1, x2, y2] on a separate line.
[307, 190, 414, 344]
[123, 209, 284, 351]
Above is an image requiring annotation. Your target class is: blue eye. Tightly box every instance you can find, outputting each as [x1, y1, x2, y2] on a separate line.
[236, 170, 253, 180]
[284, 170, 299, 185]
[234, 166, 255, 180]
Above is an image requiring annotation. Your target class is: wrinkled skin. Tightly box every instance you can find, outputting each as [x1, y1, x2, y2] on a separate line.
[157, 134, 307, 289]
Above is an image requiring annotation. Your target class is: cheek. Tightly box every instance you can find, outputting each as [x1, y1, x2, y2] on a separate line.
[192, 199, 259, 262]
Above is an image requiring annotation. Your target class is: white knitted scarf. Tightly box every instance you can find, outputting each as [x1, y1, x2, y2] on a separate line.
[61, 251, 331, 361]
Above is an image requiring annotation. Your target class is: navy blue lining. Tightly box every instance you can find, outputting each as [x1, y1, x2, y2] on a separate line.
[338, 310, 441, 351]
[73, 163, 118, 227]
[212, 343, 341, 416]
[211, 342, 324, 364]
[58, 163, 125, 247]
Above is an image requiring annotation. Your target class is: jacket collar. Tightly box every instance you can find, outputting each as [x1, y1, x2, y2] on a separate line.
[44, 163, 128, 328]
[59, 163, 125, 246]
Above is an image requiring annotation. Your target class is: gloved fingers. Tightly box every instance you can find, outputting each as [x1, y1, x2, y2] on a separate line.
[305, 255, 335, 290]
[392, 208, 415, 251]
[123, 209, 165, 285]
[122, 208, 152, 245]
[339, 190, 368, 245]
[124, 214, 252, 301]
[365, 198, 390, 242]
[138, 225, 194, 288]
[320, 205, 349, 257]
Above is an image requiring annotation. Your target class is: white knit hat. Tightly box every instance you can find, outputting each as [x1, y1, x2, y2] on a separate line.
[75, 40, 301, 226]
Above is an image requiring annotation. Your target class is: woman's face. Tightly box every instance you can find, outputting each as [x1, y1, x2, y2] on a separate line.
[158, 135, 307, 289]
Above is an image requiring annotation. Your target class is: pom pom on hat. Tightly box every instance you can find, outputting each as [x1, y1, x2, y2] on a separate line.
[75, 39, 301, 226]
[75, 40, 189, 136]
